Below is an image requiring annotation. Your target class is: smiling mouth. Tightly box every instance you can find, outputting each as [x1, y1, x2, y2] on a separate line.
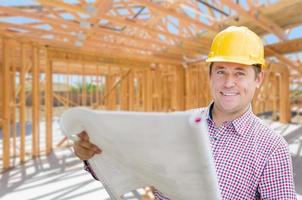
[220, 92, 239, 96]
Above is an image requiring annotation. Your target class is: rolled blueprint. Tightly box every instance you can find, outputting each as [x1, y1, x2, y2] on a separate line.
[60, 107, 220, 200]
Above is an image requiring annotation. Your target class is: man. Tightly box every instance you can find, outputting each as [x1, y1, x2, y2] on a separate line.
[73, 26, 297, 199]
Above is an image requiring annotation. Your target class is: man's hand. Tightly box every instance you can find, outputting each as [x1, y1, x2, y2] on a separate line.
[73, 131, 102, 160]
[140, 186, 155, 200]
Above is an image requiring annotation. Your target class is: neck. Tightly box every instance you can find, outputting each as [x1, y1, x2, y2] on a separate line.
[212, 104, 249, 127]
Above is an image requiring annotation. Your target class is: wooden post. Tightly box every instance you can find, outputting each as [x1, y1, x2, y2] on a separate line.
[31, 45, 40, 157]
[2, 38, 11, 169]
[128, 70, 134, 111]
[45, 54, 53, 154]
[82, 64, 86, 106]
[138, 72, 144, 110]
[175, 65, 185, 111]
[185, 66, 190, 109]
[278, 64, 291, 123]
[90, 75, 93, 107]
[96, 65, 100, 108]
[66, 62, 70, 108]
[271, 75, 278, 120]
[143, 67, 153, 111]
[19, 43, 26, 162]
[154, 67, 162, 111]
[105, 71, 115, 110]
[120, 68, 129, 110]
[11, 44, 17, 158]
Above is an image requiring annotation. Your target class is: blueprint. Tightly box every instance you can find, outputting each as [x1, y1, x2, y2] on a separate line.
[60, 107, 220, 200]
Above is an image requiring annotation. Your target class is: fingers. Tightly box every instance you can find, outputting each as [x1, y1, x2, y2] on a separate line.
[73, 144, 96, 160]
[73, 131, 102, 160]
[140, 187, 155, 200]
[73, 141, 102, 160]
[77, 131, 101, 152]
[78, 131, 89, 141]
[76, 139, 99, 151]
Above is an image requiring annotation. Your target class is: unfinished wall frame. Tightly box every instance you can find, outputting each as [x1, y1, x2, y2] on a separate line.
[0, 38, 293, 172]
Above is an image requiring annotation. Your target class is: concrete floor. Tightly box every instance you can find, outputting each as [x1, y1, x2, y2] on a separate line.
[0, 117, 302, 200]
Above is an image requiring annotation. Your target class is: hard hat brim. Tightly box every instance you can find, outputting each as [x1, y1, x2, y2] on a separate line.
[206, 56, 265, 68]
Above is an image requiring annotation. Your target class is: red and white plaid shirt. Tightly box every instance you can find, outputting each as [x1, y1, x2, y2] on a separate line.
[85, 104, 297, 199]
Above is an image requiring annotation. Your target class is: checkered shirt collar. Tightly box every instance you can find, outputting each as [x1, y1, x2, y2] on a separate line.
[205, 102, 255, 136]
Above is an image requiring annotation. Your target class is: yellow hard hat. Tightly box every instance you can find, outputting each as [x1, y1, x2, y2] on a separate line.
[206, 26, 265, 68]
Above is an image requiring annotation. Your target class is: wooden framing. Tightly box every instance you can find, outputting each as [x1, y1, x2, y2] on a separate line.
[0, 0, 301, 171]
[253, 62, 291, 123]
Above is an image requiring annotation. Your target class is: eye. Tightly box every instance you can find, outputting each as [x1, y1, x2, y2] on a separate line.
[236, 71, 245, 76]
[216, 70, 225, 74]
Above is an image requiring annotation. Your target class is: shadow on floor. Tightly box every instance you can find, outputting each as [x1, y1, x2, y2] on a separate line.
[0, 148, 110, 200]
[0, 122, 32, 139]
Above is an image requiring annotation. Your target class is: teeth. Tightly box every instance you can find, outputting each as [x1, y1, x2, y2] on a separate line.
[221, 92, 237, 96]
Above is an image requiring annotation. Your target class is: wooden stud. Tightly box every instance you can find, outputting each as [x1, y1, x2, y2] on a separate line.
[143, 67, 153, 111]
[19, 43, 26, 162]
[2, 38, 11, 169]
[11, 44, 17, 158]
[120, 68, 129, 110]
[45, 54, 53, 154]
[31, 45, 40, 157]
[175, 65, 185, 111]
[95, 65, 100, 108]
[104, 68, 115, 110]
[277, 64, 291, 123]
[82, 64, 87, 106]
[128, 70, 134, 111]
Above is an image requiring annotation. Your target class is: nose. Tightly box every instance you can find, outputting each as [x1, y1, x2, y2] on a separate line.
[224, 74, 236, 88]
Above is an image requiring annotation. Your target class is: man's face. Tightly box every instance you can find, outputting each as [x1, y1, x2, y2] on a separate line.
[210, 62, 264, 115]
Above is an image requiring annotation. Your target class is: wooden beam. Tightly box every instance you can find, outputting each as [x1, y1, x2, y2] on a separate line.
[143, 67, 153, 111]
[11, 46, 17, 158]
[132, 0, 217, 33]
[31, 45, 40, 157]
[0, 21, 77, 42]
[128, 70, 134, 111]
[36, 0, 193, 46]
[220, 0, 286, 40]
[266, 47, 302, 74]
[38, 0, 86, 13]
[268, 62, 291, 123]
[120, 68, 129, 110]
[103, 69, 132, 107]
[83, 0, 113, 42]
[0, 22, 175, 58]
[251, 9, 286, 40]
[104, 71, 115, 110]
[95, 65, 101, 108]
[19, 43, 27, 162]
[0, 5, 80, 31]
[175, 65, 185, 110]
[1, 38, 11, 169]
[45, 56, 53, 154]
[89, 25, 181, 53]
[46, 47, 181, 66]
[265, 37, 302, 56]
[82, 65, 87, 106]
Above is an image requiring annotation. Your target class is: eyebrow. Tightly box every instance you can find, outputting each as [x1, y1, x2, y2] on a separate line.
[214, 66, 246, 71]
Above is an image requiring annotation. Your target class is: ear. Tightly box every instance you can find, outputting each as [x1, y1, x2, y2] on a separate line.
[255, 71, 264, 88]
